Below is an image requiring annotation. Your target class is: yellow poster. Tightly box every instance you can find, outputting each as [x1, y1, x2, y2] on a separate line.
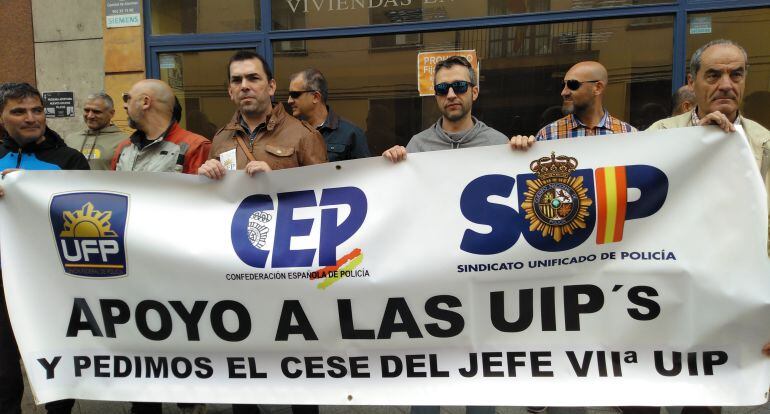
[417, 50, 479, 96]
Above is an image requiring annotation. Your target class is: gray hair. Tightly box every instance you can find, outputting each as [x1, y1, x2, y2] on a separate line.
[85, 92, 115, 110]
[689, 39, 748, 78]
[291, 68, 329, 103]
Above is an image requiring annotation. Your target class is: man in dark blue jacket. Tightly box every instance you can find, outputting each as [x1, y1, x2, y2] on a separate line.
[0, 82, 89, 414]
[287, 68, 370, 161]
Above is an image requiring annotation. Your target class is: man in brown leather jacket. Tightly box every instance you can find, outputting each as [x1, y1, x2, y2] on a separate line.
[199, 51, 326, 179]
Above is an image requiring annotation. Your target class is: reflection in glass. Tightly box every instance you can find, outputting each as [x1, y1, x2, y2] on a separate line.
[271, 0, 673, 30]
[159, 49, 252, 139]
[687, 8, 770, 129]
[151, 0, 259, 34]
[273, 16, 673, 152]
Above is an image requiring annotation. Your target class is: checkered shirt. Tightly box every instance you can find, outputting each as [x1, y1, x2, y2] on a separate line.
[535, 111, 637, 141]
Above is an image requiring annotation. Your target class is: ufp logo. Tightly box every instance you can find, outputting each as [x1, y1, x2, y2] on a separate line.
[460, 153, 669, 254]
[50, 192, 128, 277]
[231, 187, 367, 268]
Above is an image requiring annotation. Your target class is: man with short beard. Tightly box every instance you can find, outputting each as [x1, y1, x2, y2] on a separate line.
[524, 61, 635, 146]
[199, 50, 326, 180]
[111, 79, 210, 174]
[382, 55, 508, 162]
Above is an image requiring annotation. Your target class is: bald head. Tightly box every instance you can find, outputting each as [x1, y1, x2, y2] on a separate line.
[561, 61, 609, 121]
[132, 79, 174, 116]
[567, 61, 608, 84]
[125, 79, 177, 135]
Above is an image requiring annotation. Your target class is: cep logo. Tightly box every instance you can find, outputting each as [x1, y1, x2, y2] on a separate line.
[460, 153, 669, 254]
[50, 192, 129, 277]
[231, 187, 367, 268]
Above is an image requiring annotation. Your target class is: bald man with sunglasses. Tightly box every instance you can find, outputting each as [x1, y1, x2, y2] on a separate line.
[510, 61, 636, 149]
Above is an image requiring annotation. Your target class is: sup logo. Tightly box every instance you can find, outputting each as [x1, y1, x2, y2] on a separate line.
[50, 192, 128, 277]
[460, 152, 669, 254]
[231, 187, 367, 268]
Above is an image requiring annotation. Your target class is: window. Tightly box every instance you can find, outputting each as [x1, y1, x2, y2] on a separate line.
[159, 49, 252, 139]
[687, 8, 770, 129]
[271, 16, 674, 152]
[150, 0, 259, 34]
[271, 0, 674, 30]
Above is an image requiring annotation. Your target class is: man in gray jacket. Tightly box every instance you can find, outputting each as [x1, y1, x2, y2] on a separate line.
[383, 56, 508, 161]
[64, 92, 128, 170]
[382, 55, 500, 414]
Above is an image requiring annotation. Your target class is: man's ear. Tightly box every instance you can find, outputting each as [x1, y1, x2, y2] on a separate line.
[594, 81, 605, 96]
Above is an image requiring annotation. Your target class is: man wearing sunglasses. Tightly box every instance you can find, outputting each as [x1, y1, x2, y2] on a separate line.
[381, 55, 505, 414]
[287, 68, 370, 162]
[383, 55, 508, 162]
[510, 61, 636, 150]
[111, 79, 210, 174]
[199, 51, 326, 179]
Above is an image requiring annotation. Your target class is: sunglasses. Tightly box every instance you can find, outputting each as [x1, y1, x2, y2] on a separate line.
[562, 79, 600, 91]
[434, 81, 474, 96]
[121, 92, 131, 103]
[288, 90, 316, 99]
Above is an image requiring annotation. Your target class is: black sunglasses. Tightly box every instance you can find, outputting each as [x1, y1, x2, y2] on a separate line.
[434, 81, 474, 96]
[562, 79, 600, 91]
[288, 90, 317, 99]
[122, 92, 131, 103]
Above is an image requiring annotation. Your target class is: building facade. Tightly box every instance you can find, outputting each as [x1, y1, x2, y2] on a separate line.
[1, 0, 769, 149]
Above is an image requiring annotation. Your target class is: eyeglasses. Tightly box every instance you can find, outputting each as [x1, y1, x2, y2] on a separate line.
[121, 92, 131, 103]
[561, 79, 600, 91]
[288, 90, 316, 99]
[434, 81, 474, 96]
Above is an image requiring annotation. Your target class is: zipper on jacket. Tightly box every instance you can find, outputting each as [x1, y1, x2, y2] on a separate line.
[131, 138, 163, 171]
[16, 149, 22, 168]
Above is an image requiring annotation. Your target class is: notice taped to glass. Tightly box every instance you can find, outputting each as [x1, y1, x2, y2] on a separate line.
[42, 92, 75, 118]
[106, 0, 141, 28]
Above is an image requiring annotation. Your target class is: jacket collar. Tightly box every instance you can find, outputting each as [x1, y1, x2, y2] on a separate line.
[2, 127, 66, 153]
[224, 104, 287, 133]
[82, 124, 123, 135]
[320, 105, 340, 131]
[129, 121, 177, 145]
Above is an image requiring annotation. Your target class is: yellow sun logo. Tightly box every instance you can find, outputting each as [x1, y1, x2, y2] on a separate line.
[59, 202, 118, 238]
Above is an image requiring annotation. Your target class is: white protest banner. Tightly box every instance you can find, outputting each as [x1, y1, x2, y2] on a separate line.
[1, 126, 768, 406]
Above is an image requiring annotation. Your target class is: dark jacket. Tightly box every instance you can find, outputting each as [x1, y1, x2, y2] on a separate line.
[0, 128, 90, 171]
[318, 106, 370, 162]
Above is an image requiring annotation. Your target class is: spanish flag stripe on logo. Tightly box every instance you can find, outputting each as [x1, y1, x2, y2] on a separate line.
[595, 168, 608, 244]
[603, 168, 618, 244]
[596, 166, 628, 244]
[612, 167, 628, 242]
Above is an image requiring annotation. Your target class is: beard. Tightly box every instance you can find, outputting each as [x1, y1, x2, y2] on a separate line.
[563, 100, 589, 117]
[442, 103, 470, 122]
[127, 115, 138, 130]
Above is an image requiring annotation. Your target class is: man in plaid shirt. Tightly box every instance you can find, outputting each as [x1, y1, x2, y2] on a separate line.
[510, 61, 636, 149]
